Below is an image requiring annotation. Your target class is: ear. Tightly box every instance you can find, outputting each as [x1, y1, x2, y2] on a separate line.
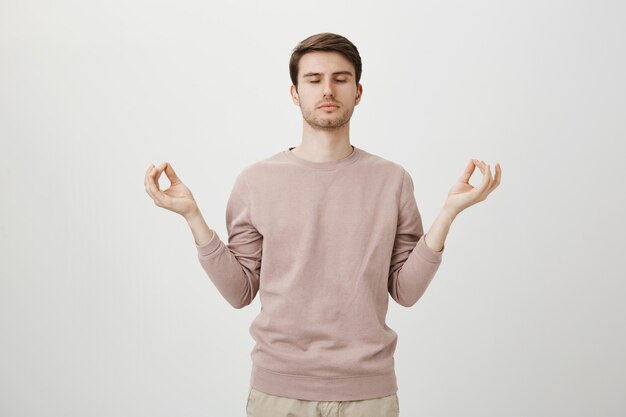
[290, 84, 300, 106]
[355, 83, 363, 106]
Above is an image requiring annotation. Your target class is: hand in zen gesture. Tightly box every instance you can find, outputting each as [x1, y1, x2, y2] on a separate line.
[144, 161, 199, 218]
[443, 159, 502, 216]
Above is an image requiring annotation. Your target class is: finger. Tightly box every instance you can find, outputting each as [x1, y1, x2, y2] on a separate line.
[145, 166, 155, 197]
[152, 163, 164, 186]
[483, 163, 493, 192]
[475, 162, 491, 196]
[146, 166, 165, 204]
[144, 163, 154, 189]
[477, 160, 493, 187]
[487, 162, 502, 194]
[144, 165, 154, 192]
[482, 164, 495, 198]
[480, 160, 490, 175]
[473, 159, 486, 177]
[163, 162, 182, 185]
[463, 160, 484, 199]
[459, 159, 477, 183]
[144, 166, 154, 196]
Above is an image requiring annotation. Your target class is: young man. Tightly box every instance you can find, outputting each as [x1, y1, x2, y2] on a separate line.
[144, 32, 501, 417]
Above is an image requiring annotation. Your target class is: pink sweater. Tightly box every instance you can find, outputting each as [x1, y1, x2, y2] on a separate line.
[195, 145, 445, 401]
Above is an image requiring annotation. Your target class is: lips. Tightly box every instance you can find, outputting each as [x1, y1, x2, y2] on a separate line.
[319, 103, 339, 109]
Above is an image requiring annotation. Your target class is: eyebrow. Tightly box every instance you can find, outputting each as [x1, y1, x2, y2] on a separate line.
[302, 71, 353, 78]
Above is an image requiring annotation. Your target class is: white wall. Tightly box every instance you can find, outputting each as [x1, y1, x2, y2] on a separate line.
[1, 0, 624, 416]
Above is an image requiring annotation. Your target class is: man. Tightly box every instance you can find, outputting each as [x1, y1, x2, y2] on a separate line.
[144, 32, 501, 417]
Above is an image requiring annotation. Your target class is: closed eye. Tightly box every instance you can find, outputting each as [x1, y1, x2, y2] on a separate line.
[309, 80, 347, 83]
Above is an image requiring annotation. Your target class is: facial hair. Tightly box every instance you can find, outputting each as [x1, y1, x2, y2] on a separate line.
[300, 103, 355, 131]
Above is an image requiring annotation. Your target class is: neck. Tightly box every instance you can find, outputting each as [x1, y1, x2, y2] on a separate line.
[291, 120, 353, 163]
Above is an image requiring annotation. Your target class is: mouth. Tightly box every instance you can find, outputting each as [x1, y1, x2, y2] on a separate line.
[319, 104, 339, 110]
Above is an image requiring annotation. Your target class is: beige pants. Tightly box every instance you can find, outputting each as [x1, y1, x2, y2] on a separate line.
[246, 387, 400, 417]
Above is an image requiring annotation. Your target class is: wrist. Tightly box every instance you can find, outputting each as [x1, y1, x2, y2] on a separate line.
[439, 207, 458, 223]
[441, 205, 460, 218]
[184, 207, 202, 223]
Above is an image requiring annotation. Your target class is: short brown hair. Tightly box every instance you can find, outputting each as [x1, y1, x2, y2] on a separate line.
[289, 32, 362, 90]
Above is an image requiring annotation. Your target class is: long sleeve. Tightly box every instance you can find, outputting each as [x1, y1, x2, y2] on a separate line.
[199, 146, 449, 401]
[388, 169, 445, 307]
[195, 169, 263, 309]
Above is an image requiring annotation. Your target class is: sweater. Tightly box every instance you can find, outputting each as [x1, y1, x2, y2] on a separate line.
[195, 145, 445, 401]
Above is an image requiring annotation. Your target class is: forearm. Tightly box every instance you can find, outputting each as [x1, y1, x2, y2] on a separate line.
[185, 208, 215, 246]
[424, 208, 457, 252]
[188, 206, 261, 309]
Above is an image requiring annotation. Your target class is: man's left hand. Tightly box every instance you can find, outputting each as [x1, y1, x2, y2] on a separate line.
[443, 159, 501, 216]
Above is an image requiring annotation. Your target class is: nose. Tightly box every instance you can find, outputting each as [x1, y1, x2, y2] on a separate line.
[322, 80, 334, 98]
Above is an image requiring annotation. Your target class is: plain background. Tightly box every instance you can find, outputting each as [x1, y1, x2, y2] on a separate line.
[1, 0, 624, 416]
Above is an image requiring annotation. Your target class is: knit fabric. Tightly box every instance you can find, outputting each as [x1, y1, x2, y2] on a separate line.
[196, 145, 444, 401]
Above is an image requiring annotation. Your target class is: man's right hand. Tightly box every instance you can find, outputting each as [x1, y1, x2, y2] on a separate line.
[144, 161, 198, 218]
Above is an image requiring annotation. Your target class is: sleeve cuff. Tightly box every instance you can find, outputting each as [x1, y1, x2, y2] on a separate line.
[195, 230, 222, 257]
[415, 233, 444, 263]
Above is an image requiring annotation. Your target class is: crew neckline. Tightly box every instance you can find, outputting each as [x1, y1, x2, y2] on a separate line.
[283, 145, 361, 171]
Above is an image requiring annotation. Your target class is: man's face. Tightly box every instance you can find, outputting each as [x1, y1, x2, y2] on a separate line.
[290, 51, 362, 130]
